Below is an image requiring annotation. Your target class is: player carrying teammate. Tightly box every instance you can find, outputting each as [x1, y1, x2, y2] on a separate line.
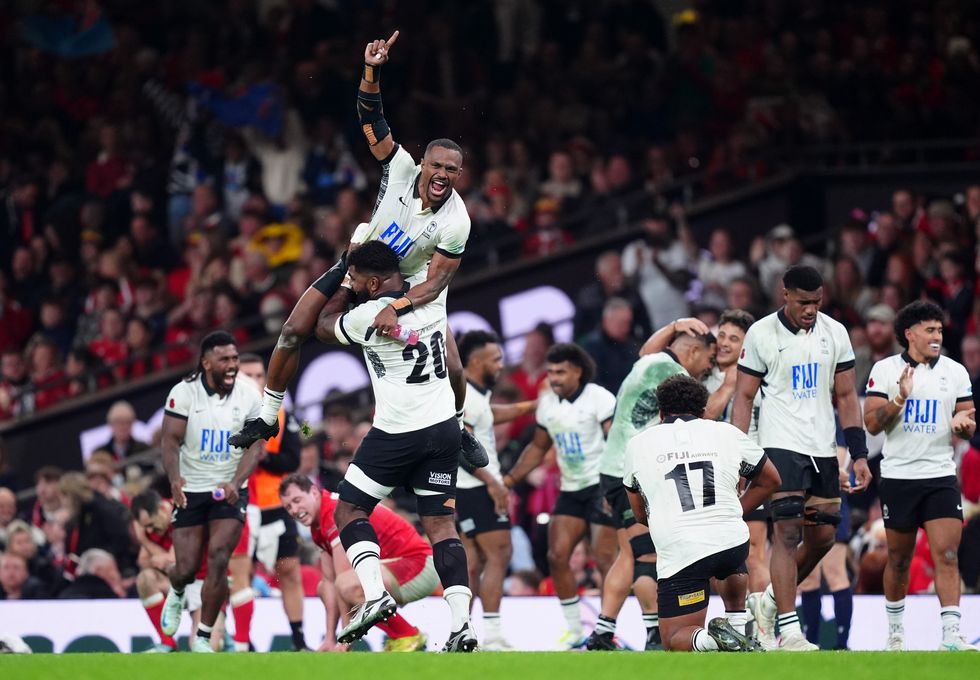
[503, 343, 618, 649]
[733, 265, 871, 651]
[623, 375, 780, 652]
[158, 331, 264, 652]
[313, 241, 477, 651]
[456, 330, 537, 650]
[229, 30, 486, 472]
[864, 301, 978, 651]
[280, 474, 432, 652]
[587, 321, 716, 651]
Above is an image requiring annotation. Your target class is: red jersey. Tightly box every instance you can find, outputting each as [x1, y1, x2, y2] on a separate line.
[144, 522, 208, 579]
[312, 493, 431, 561]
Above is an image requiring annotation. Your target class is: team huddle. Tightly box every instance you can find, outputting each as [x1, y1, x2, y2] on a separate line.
[140, 30, 978, 654]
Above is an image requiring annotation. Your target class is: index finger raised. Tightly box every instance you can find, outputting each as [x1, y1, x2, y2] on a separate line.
[385, 30, 400, 49]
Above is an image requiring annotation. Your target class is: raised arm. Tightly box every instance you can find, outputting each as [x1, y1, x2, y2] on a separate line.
[357, 31, 399, 162]
[864, 364, 912, 435]
[371, 252, 461, 335]
[491, 400, 538, 424]
[639, 317, 709, 357]
[704, 366, 737, 421]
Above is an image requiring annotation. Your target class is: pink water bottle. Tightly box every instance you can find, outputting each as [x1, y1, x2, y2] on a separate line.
[390, 324, 419, 346]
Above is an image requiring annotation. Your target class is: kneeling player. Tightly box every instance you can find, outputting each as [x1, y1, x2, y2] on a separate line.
[280, 474, 433, 652]
[623, 375, 780, 652]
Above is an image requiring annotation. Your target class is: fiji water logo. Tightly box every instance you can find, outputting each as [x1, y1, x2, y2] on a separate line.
[791, 363, 819, 400]
[379, 221, 414, 257]
[554, 431, 585, 465]
[902, 399, 939, 434]
[200, 428, 233, 461]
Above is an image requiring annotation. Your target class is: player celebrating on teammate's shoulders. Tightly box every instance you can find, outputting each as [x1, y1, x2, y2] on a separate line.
[229, 30, 487, 473]
[280, 475, 433, 652]
[623, 375, 780, 652]
[313, 241, 477, 651]
[456, 331, 536, 651]
[586, 320, 716, 652]
[864, 301, 978, 652]
[158, 331, 265, 653]
[503, 343, 618, 649]
[733, 265, 871, 651]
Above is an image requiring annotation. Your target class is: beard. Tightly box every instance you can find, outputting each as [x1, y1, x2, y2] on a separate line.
[483, 370, 498, 390]
[211, 368, 234, 394]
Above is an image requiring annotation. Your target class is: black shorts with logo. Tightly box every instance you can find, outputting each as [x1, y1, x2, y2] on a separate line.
[173, 489, 249, 528]
[600, 473, 637, 529]
[879, 476, 963, 531]
[657, 541, 749, 619]
[767, 448, 840, 499]
[456, 486, 511, 537]
[552, 483, 616, 527]
[342, 416, 460, 513]
[260, 506, 300, 559]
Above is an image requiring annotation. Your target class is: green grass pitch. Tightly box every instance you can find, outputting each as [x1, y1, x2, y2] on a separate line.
[2, 651, 978, 680]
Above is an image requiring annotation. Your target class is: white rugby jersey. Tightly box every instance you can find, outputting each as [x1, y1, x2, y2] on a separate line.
[334, 276, 455, 434]
[623, 417, 766, 578]
[536, 383, 616, 492]
[165, 373, 262, 493]
[458, 381, 502, 489]
[704, 365, 761, 443]
[866, 352, 973, 480]
[351, 145, 470, 278]
[738, 310, 855, 458]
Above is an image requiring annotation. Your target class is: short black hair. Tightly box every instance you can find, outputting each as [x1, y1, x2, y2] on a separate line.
[894, 301, 944, 349]
[200, 330, 237, 354]
[656, 374, 709, 419]
[458, 330, 500, 367]
[348, 240, 401, 276]
[130, 488, 162, 521]
[425, 138, 463, 157]
[280, 472, 315, 497]
[719, 309, 755, 334]
[670, 330, 716, 348]
[35, 465, 63, 483]
[783, 265, 823, 292]
[545, 343, 596, 384]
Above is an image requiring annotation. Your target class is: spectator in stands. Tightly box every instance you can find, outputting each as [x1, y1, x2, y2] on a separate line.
[57, 548, 126, 599]
[573, 250, 650, 341]
[622, 211, 695, 330]
[88, 308, 128, 381]
[95, 401, 150, 465]
[302, 116, 367, 207]
[73, 279, 119, 351]
[838, 215, 874, 280]
[867, 211, 901, 287]
[321, 404, 355, 461]
[129, 213, 174, 271]
[213, 284, 249, 346]
[29, 466, 62, 529]
[130, 276, 168, 343]
[59, 472, 134, 577]
[36, 297, 75, 359]
[124, 317, 162, 380]
[854, 305, 902, 394]
[892, 189, 922, 231]
[85, 457, 129, 508]
[538, 150, 584, 213]
[506, 570, 544, 596]
[521, 197, 573, 258]
[697, 227, 747, 310]
[0, 274, 33, 354]
[0, 552, 46, 600]
[9, 246, 43, 315]
[0, 488, 16, 545]
[0, 349, 30, 421]
[3, 519, 57, 587]
[581, 298, 642, 394]
[217, 132, 262, 222]
[27, 338, 70, 413]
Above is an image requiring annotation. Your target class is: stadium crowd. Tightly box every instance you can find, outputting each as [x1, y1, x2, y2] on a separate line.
[6, 0, 980, 414]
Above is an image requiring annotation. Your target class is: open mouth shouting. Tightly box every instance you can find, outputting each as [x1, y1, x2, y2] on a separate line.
[428, 176, 449, 201]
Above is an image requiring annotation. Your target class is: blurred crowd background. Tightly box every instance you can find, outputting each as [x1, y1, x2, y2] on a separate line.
[3, 0, 980, 603]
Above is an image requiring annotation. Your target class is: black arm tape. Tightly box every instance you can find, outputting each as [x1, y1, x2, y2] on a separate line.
[804, 508, 842, 527]
[356, 90, 390, 146]
[843, 426, 868, 460]
[311, 253, 351, 297]
[362, 62, 380, 84]
[633, 560, 658, 582]
[629, 533, 656, 558]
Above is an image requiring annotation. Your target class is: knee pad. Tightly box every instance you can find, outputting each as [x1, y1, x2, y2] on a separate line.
[633, 561, 658, 583]
[771, 495, 806, 522]
[338, 517, 379, 552]
[804, 508, 841, 527]
[629, 533, 656, 558]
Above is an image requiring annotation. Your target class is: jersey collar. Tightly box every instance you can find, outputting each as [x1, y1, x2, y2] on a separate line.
[664, 414, 699, 423]
[663, 348, 681, 365]
[559, 382, 587, 404]
[777, 308, 810, 335]
[467, 379, 490, 396]
[901, 350, 939, 369]
[201, 372, 233, 398]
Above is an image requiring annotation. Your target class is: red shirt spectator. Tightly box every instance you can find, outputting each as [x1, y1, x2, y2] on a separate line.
[28, 341, 70, 412]
[0, 295, 33, 354]
[88, 309, 129, 382]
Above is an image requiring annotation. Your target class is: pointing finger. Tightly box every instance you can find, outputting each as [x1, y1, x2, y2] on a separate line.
[386, 30, 400, 49]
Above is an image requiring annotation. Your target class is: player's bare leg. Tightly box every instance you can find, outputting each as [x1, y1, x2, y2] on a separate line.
[461, 533, 483, 605]
[420, 514, 477, 651]
[228, 552, 253, 651]
[590, 523, 618, 579]
[277, 556, 307, 650]
[548, 514, 588, 647]
[138, 568, 176, 651]
[923, 518, 975, 649]
[197, 518, 243, 652]
[474, 528, 512, 649]
[162, 525, 207, 637]
[746, 520, 770, 592]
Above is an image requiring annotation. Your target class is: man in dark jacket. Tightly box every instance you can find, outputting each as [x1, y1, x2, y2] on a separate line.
[57, 549, 126, 599]
[581, 298, 642, 394]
